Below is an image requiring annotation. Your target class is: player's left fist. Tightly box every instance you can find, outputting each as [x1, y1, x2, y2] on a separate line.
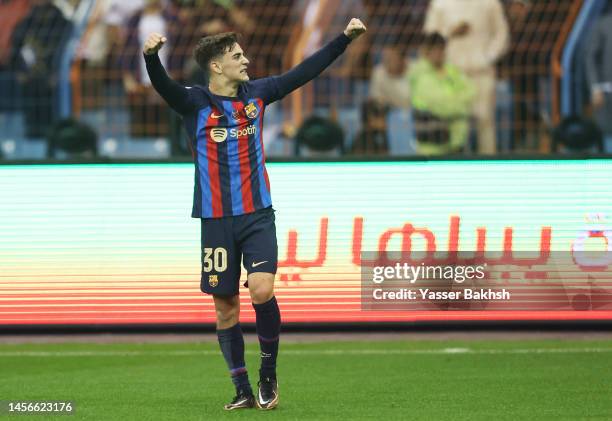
[344, 18, 367, 40]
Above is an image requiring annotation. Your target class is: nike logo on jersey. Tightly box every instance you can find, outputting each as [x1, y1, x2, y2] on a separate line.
[211, 112, 224, 119]
[252, 261, 268, 268]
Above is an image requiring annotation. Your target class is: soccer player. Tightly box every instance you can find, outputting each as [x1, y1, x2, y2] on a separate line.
[143, 18, 366, 410]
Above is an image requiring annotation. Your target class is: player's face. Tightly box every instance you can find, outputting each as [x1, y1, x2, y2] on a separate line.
[219, 43, 250, 83]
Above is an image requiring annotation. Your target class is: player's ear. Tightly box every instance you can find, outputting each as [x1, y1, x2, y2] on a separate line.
[209, 59, 222, 75]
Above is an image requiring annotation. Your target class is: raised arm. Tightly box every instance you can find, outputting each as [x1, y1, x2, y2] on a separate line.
[270, 18, 367, 100]
[143, 32, 195, 115]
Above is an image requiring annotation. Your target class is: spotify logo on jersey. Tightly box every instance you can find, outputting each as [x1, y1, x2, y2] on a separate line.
[210, 128, 228, 143]
[230, 124, 257, 138]
[209, 125, 258, 143]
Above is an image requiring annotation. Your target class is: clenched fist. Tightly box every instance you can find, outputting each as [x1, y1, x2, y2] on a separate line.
[344, 18, 367, 40]
[143, 32, 167, 55]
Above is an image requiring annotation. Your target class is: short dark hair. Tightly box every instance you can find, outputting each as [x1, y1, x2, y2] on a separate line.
[193, 32, 240, 76]
[420, 32, 447, 48]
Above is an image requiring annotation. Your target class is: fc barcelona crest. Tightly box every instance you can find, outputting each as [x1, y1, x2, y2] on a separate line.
[244, 102, 259, 119]
[208, 275, 219, 287]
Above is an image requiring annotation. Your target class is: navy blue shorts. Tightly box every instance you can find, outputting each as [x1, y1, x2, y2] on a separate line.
[200, 206, 278, 296]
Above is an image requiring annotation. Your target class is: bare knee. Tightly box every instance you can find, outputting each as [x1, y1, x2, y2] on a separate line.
[250, 285, 273, 304]
[214, 295, 240, 329]
[248, 273, 274, 304]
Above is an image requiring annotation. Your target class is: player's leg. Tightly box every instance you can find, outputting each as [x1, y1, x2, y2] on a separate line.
[214, 294, 255, 410]
[248, 271, 279, 377]
[238, 207, 280, 410]
[248, 273, 279, 378]
[200, 218, 254, 410]
[248, 272, 280, 410]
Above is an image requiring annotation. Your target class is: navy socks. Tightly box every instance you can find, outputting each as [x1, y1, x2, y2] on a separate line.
[253, 296, 281, 380]
[217, 323, 252, 395]
[216, 297, 280, 394]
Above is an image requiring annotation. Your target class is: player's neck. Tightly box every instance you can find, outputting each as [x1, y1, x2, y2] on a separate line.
[208, 78, 239, 98]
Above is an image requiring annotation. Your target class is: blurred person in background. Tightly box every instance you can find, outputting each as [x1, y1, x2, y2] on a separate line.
[238, 0, 292, 79]
[77, 0, 145, 98]
[501, 0, 563, 152]
[10, 0, 72, 138]
[409, 32, 475, 155]
[501, 0, 540, 151]
[425, 0, 509, 154]
[284, 0, 370, 129]
[288, 0, 369, 79]
[585, 4, 612, 152]
[105, 0, 145, 79]
[172, 0, 256, 86]
[0, 0, 31, 112]
[53, 0, 77, 19]
[120, 0, 179, 137]
[366, 0, 429, 53]
[106, 0, 146, 36]
[369, 46, 410, 111]
[351, 98, 389, 155]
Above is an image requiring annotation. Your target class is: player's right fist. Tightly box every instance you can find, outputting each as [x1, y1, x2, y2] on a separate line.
[143, 33, 167, 55]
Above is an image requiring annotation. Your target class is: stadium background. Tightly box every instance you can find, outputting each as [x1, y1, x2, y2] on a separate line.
[1, 2, 612, 419]
[0, 0, 611, 327]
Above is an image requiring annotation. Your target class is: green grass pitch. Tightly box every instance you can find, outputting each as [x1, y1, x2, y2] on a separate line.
[1, 339, 611, 420]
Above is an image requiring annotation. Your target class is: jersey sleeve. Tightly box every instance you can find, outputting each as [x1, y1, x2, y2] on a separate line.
[250, 33, 351, 105]
[144, 52, 197, 115]
[248, 77, 282, 105]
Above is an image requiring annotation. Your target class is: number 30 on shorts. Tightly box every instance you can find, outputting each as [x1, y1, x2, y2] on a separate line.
[202, 247, 228, 273]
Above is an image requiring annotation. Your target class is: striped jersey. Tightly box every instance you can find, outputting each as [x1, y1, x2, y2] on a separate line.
[184, 84, 276, 218]
[145, 33, 351, 218]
